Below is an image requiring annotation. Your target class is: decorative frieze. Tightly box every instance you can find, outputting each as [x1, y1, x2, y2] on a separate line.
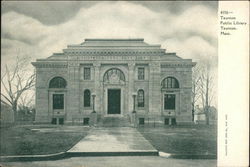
[161, 62, 195, 68]
[67, 55, 161, 61]
[31, 62, 67, 68]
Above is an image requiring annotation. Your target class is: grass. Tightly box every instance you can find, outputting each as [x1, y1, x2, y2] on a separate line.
[138, 125, 217, 155]
[0, 125, 89, 156]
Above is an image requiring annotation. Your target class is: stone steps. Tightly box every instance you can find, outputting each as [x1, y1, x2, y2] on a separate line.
[98, 116, 131, 127]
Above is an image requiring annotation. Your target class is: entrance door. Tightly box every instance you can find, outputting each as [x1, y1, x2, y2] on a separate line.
[108, 89, 121, 114]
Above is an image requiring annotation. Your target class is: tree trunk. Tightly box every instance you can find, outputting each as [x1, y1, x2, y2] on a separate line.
[205, 107, 210, 125]
[206, 113, 210, 125]
[12, 102, 18, 123]
[192, 103, 194, 122]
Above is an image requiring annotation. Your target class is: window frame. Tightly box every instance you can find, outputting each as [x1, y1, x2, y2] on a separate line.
[52, 94, 64, 109]
[137, 89, 145, 108]
[49, 77, 67, 88]
[164, 94, 176, 110]
[83, 67, 91, 80]
[83, 89, 91, 107]
[162, 77, 179, 89]
[137, 67, 145, 80]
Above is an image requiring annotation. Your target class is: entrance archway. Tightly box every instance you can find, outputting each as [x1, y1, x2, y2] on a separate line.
[103, 68, 126, 115]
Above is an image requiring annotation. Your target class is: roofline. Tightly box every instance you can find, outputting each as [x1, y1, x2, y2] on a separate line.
[84, 38, 144, 42]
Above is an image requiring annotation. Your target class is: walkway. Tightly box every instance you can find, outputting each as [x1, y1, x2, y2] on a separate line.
[67, 127, 158, 156]
[1, 156, 217, 167]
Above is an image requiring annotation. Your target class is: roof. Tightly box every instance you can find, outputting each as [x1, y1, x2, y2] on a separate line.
[32, 38, 197, 65]
[74, 38, 160, 47]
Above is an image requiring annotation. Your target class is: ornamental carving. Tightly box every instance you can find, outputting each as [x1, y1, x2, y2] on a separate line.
[103, 68, 125, 85]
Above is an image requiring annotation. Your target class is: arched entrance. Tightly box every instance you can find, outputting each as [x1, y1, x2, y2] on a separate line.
[48, 76, 67, 124]
[103, 68, 126, 115]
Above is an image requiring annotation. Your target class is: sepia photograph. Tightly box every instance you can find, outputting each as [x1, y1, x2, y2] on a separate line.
[0, 1, 248, 167]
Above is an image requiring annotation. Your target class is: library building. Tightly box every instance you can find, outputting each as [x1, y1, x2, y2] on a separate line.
[32, 38, 195, 126]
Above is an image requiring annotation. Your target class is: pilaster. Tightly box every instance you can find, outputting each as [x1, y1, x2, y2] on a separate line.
[149, 62, 161, 115]
[67, 62, 80, 121]
[128, 63, 135, 114]
[94, 63, 101, 113]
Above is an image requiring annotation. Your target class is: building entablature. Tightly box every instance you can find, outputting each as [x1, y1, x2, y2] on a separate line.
[62, 49, 166, 56]
[161, 62, 196, 68]
[31, 62, 68, 68]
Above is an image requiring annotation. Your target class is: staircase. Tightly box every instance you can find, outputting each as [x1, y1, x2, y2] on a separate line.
[98, 116, 131, 127]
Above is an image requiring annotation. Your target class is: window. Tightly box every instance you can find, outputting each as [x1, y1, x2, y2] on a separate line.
[138, 67, 145, 80]
[84, 89, 91, 107]
[53, 94, 64, 109]
[84, 67, 91, 80]
[137, 89, 145, 107]
[162, 77, 179, 88]
[51, 118, 57, 124]
[165, 118, 170, 125]
[59, 118, 64, 125]
[171, 118, 176, 125]
[49, 77, 66, 88]
[83, 118, 90, 125]
[139, 118, 145, 125]
[164, 94, 175, 110]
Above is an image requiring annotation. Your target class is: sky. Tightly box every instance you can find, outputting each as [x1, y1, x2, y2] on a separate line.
[1, 1, 218, 106]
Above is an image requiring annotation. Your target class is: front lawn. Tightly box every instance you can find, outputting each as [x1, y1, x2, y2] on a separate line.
[138, 125, 217, 155]
[0, 125, 89, 156]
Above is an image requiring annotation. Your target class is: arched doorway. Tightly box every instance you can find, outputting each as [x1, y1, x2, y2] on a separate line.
[48, 76, 67, 124]
[103, 68, 126, 115]
[161, 76, 180, 125]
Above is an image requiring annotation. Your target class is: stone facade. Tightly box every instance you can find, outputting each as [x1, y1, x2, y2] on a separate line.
[32, 39, 195, 125]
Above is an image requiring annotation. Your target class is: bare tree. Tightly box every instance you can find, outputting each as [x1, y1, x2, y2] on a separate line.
[191, 64, 201, 122]
[19, 90, 35, 109]
[199, 62, 215, 125]
[1, 56, 35, 122]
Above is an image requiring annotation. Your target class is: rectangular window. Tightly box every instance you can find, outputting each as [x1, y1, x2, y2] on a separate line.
[51, 118, 57, 124]
[139, 118, 145, 125]
[165, 118, 170, 125]
[59, 118, 64, 125]
[138, 67, 145, 80]
[171, 118, 176, 125]
[84, 67, 91, 80]
[53, 94, 64, 109]
[164, 94, 175, 110]
[83, 118, 90, 125]
[137, 90, 145, 107]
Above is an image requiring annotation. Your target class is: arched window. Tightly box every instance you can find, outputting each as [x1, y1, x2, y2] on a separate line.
[137, 89, 144, 107]
[84, 89, 91, 107]
[103, 68, 125, 83]
[49, 77, 67, 88]
[162, 77, 179, 88]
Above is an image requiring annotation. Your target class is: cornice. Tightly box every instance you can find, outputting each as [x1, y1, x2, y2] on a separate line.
[161, 62, 196, 68]
[63, 48, 165, 55]
[31, 62, 68, 68]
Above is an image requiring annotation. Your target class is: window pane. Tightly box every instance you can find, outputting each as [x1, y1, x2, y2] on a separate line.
[53, 94, 64, 109]
[162, 77, 179, 88]
[84, 68, 91, 80]
[84, 90, 91, 107]
[164, 94, 175, 110]
[49, 77, 66, 88]
[137, 90, 144, 107]
[138, 68, 145, 80]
